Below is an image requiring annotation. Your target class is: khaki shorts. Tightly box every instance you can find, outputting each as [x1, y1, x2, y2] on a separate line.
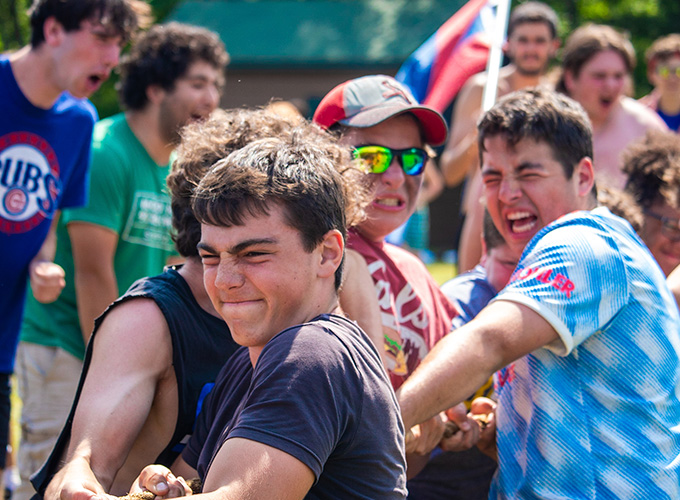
[14, 343, 82, 500]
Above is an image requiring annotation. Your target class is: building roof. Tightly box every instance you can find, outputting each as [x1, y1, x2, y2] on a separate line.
[168, 0, 465, 67]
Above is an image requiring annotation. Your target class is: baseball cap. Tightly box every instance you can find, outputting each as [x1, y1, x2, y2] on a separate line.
[312, 75, 448, 146]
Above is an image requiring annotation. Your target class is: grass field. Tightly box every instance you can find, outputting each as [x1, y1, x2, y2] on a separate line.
[427, 261, 458, 286]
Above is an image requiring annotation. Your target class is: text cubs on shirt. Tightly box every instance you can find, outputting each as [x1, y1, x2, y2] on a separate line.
[0, 131, 60, 234]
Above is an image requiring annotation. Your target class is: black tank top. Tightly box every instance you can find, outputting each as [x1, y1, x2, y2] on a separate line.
[32, 266, 239, 498]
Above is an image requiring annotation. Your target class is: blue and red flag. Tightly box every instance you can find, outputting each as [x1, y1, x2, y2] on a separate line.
[396, 0, 496, 114]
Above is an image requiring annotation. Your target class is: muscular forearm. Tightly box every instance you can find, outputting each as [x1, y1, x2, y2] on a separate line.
[75, 269, 118, 344]
[398, 322, 500, 430]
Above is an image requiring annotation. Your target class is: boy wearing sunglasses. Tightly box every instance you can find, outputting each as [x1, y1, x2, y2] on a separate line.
[314, 74, 458, 391]
[641, 34, 680, 133]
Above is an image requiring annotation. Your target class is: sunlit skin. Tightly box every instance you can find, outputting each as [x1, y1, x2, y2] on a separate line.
[198, 204, 342, 364]
[51, 19, 124, 98]
[340, 114, 424, 242]
[640, 201, 680, 276]
[157, 60, 223, 144]
[504, 22, 559, 77]
[564, 50, 628, 129]
[481, 136, 595, 256]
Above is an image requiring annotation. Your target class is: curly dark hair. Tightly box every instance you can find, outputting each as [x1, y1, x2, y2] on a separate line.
[597, 186, 643, 233]
[169, 108, 300, 257]
[117, 22, 229, 110]
[623, 129, 680, 210]
[29, 0, 151, 47]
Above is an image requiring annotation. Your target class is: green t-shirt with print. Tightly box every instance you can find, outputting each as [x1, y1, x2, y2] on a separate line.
[21, 113, 177, 360]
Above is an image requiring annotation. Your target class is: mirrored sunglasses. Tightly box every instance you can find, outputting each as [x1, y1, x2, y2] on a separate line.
[353, 145, 428, 176]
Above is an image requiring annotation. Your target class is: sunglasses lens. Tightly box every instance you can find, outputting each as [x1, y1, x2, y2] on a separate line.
[399, 149, 427, 176]
[354, 146, 392, 174]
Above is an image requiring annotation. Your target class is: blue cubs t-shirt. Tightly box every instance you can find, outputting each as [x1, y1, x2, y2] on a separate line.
[0, 57, 96, 373]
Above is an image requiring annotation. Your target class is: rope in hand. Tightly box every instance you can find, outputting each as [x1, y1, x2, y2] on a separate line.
[118, 478, 202, 500]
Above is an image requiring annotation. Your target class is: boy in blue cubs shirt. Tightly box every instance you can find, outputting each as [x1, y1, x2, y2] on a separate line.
[0, 0, 149, 482]
[399, 88, 680, 498]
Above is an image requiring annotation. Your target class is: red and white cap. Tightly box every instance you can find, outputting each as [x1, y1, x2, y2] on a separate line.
[312, 75, 448, 146]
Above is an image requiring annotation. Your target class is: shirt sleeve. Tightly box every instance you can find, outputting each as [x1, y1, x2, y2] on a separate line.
[226, 326, 356, 480]
[493, 222, 629, 355]
[61, 140, 128, 232]
[58, 111, 96, 210]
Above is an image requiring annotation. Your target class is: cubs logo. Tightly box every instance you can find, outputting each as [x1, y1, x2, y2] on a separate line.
[0, 132, 61, 234]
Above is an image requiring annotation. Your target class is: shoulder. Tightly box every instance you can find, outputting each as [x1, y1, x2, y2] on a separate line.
[454, 73, 485, 110]
[95, 297, 171, 351]
[620, 96, 668, 130]
[54, 93, 98, 125]
[441, 266, 491, 296]
[262, 316, 364, 367]
[525, 208, 631, 267]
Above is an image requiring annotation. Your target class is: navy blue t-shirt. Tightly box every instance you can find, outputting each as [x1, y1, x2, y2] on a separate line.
[183, 314, 407, 499]
[0, 57, 96, 373]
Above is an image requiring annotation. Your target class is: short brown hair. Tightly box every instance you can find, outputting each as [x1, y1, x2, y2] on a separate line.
[191, 123, 369, 290]
[507, 1, 559, 39]
[478, 87, 593, 182]
[623, 129, 680, 210]
[556, 24, 636, 94]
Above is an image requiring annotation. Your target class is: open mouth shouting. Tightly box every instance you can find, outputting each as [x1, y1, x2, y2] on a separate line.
[85, 72, 107, 93]
[507, 210, 538, 235]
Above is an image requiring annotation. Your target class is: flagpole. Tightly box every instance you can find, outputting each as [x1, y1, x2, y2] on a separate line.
[481, 0, 512, 111]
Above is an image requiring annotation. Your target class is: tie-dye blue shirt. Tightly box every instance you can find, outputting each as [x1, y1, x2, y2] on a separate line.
[491, 206, 680, 499]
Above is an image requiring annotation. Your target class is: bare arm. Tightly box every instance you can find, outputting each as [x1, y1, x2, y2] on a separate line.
[131, 441, 314, 500]
[45, 299, 174, 500]
[398, 299, 560, 430]
[339, 249, 387, 367]
[68, 222, 119, 344]
[29, 212, 66, 303]
[438, 81, 484, 187]
[201, 438, 315, 500]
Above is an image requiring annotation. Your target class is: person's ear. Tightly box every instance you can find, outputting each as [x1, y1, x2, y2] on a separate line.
[44, 17, 65, 47]
[317, 229, 344, 279]
[146, 84, 166, 105]
[575, 157, 595, 198]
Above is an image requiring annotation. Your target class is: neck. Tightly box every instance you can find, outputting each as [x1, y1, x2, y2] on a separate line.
[658, 92, 680, 115]
[507, 65, 544, 91]
[9, 45, 64, 109]
[590, 98, 621, 132]
[177, 257, 221, 318]
[125, 109, 175, 165]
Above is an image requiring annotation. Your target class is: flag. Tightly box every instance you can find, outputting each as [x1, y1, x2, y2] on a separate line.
[396, 0, 496, 114]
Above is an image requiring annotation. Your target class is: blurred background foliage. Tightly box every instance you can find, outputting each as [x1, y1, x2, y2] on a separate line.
[1, 0, 678, 118]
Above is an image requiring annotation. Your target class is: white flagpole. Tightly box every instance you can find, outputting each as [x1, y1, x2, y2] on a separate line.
[481, 0, 512, 111]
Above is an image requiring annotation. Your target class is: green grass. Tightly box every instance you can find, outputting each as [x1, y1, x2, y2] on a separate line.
[427, 261, 458, 286]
